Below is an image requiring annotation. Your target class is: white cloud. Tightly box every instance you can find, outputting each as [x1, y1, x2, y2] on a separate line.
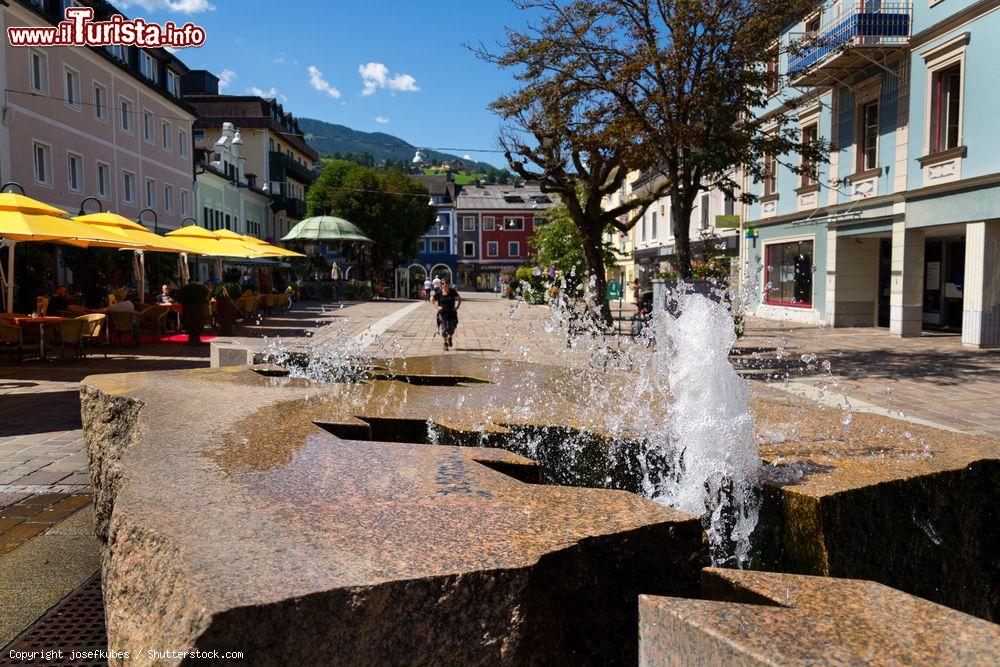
[374, 116, 390, 125]
[248, 86, 286, 103]
[217, 68, 236, 90]
[120, 0, 214, 13]
[358, 62, 419, 96]
[307, 66, 341, 99]
[273, 52, 286, 65]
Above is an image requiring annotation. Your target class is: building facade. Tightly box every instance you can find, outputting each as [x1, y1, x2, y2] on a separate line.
[0, 0, 196, 231]
[454, 184, 556, 291]
[745, 0, 999, 348]
[182, 71, 318, 244]
[403, 173, 457, 288]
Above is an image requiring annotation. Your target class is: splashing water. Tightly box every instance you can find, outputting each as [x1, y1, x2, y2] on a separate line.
[646, 288, 762, 566]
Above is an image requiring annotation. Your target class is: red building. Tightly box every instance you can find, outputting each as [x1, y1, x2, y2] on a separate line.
[454, 184, 557, 290]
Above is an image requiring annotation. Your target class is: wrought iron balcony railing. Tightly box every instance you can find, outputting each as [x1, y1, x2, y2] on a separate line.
[788, 2, 911, 83]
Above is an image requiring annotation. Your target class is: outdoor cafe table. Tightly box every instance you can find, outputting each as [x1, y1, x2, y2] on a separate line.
[10, 316, 69, 359]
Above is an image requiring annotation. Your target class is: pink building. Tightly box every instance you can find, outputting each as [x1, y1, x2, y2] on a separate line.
[0, 0, 196, 231]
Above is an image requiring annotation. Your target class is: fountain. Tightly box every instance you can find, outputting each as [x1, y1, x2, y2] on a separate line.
[78, 284, 1000, 664]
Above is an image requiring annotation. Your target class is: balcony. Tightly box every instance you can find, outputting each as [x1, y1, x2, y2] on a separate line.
[269, 151, 316, 185]
[270, 194, 307, 219]
[788, 2, 911, 88]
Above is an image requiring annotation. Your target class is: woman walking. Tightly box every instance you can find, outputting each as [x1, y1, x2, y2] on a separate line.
[431, 278, 462, 351]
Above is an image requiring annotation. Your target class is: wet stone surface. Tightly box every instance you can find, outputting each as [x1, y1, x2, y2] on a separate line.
[639, 568, 1000, 666]
[79, 354, 1000, 663]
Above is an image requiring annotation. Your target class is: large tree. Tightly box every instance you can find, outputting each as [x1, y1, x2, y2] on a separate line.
[481, 0, 826, 294]
[306, 159, 435, 270]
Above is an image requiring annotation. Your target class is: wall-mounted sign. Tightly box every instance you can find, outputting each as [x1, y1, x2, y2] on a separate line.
[715, 214, 741, 229]
[744, 228, 759, 239]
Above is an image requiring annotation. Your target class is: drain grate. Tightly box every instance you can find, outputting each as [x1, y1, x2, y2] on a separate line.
[2, 574, 107, 666]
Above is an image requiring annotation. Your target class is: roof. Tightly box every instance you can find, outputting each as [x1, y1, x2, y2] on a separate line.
[184, 94, 319, 160]
[411, 174, 457, 203]
[455, 184, 559, 211]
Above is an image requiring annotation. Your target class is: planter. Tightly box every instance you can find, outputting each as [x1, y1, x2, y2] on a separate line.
[180, 305, 207, 345]
[215, 298, 239, 336]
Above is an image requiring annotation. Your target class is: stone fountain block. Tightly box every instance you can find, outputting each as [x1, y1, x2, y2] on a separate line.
[638, 568, 1000, 665]
[753, 396, 1000, 621]
[80, 358, 706, 665]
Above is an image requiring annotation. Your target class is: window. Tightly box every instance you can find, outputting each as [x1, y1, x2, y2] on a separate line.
[194, 130, 204, 143]
[122, 171, 135, 203]
[140, 52, 158, 82]
[508, 241, 520, 256]
[225, 214, 231, 230]
[650, 211, 657, 239]
[482, 216, 495, 231]
[32, 142, 52, 185]
[417, 239, 426, 253]
[120, 97, 133, 133]
[765, 240, 814, 307]
[764, 150, 778, 197]
[429, 239, 446, 253]
[765, 47, 779, 96]
[63, 66, 80, 109]
[503, 216, 524, 231]
[29, 50, 48, 93]
[178, 130, 188, 157]
[144, 178, 156, 208]
[96, 162, 110, 198]
[724, 194, 736, 217]
[105, 44, 125, 62]
[857, 104, 878, 171]
[268, 138, 275, 152]
[93, 82, 107, 120]
[930, 64, 961, 153]
[143, 111, 154, 142]
[462, 216, 476, 231]
[180, 190, 190, 216]
[463, 241, 475, 257]
[162, 121, 172, 151]
[700, 194, 710, 229]
[203, 206, 210, 229]
[166, 70, 180, 97]
[802, 122, 819, 184]
[67, 153, 83, 192]
[486, 241, 499, 257]
[164, 184, 173, 212]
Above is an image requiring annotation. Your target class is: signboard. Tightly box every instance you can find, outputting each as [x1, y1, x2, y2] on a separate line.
[715, 214, 741, 229]
[606, 281, 623, 301]
[744, 227, 759, 239]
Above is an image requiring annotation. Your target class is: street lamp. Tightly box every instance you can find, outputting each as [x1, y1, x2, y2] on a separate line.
[1, 182, 25, 194]
[136, 208, 159, 234]
[78, 196, 103, 216]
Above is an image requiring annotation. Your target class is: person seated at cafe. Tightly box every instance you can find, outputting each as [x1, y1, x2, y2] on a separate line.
[107, 297, 134, 313]
[155, 284, 174, 304]
[49, 285, 70, 312]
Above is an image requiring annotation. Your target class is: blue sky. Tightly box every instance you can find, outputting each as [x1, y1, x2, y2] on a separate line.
[121, 0, 536, 166]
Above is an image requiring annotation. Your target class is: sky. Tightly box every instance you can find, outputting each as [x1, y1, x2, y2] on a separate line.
[118, 0, 536, 167]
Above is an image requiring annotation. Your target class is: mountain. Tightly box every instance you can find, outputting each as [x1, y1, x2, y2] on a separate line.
[297, 118, 494, 172]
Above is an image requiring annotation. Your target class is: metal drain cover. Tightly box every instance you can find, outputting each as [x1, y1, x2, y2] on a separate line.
[2, 574, 107, 666]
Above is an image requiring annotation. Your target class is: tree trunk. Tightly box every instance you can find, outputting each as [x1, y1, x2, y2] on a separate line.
[672, 199, 695, 279]
[580, 223, 613, 326]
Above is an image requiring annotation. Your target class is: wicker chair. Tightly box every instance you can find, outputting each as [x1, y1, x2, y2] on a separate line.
[0, 321, 39, 361]
[138, 306, 169, 343]
[77, 314, 107, 359]
[109, 310, 140, 346]
[52, 318, 86, 360]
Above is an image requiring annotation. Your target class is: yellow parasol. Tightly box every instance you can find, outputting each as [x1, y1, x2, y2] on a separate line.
[74, 213, 201, 254]
[166, 225, 267, 258]
[237, 233, 305, 258]
[0, 195, 144, 312]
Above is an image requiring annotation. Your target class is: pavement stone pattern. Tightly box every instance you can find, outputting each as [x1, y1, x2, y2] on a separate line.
[0, 494, 91, 556]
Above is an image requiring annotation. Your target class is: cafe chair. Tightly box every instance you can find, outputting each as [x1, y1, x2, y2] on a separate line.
[53, 318, 86, 360]
[138, 306, 169, 343]
[77, 314, 107, 359]
[0, 321, 39, 362]
[110, 311, 140, 346]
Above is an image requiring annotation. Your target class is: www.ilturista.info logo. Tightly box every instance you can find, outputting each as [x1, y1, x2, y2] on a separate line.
[7, 7, 205, 48]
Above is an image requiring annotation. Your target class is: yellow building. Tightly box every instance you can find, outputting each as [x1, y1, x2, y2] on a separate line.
[602, 171, 640, 303]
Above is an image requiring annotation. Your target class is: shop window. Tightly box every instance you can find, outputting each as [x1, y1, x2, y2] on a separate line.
[765, 240, 813, 307]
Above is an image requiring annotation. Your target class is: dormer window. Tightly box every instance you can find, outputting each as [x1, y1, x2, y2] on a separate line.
[166, 70, 180, 97]
[140, 52, 158, 83]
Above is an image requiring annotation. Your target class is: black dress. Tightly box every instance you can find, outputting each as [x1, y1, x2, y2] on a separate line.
[435, 290, 459, 335]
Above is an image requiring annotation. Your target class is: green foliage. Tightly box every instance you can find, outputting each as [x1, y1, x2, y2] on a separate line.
[514, 266, 549, 304]
[306, 160, 435, 268]
[527, 202, 618, 290]
[175, 282, 209, 308]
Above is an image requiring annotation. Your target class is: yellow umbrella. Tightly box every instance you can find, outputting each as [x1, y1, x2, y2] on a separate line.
[212, 228, 280, 257]
[237, 233, 305, 258]
[0, 198, 144, 312]
[74, 213, 201, 254]
[166, 225, 266, 258]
